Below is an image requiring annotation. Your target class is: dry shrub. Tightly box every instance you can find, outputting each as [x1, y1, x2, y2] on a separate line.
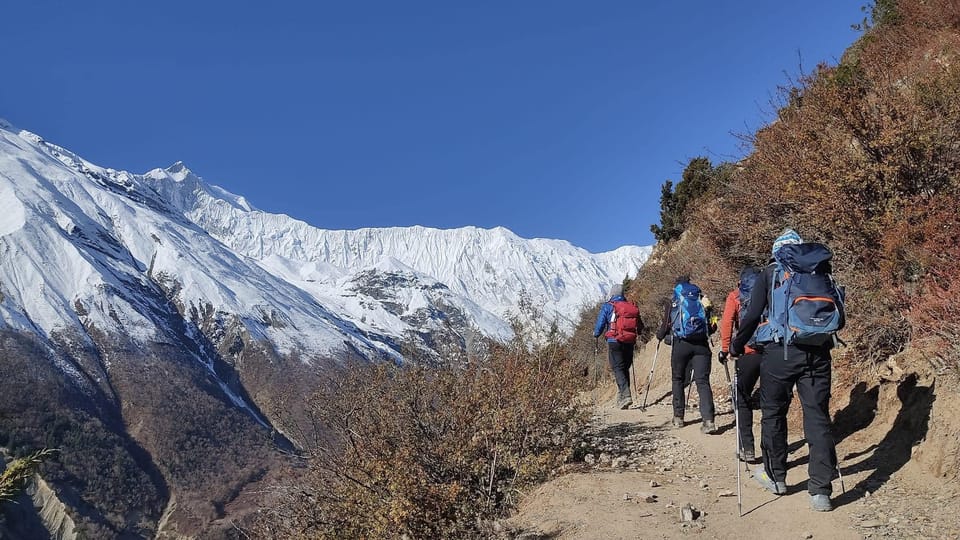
[255, 333, 587, 539]
[681, 0, 960, 367]
[885, 193, 960, 370]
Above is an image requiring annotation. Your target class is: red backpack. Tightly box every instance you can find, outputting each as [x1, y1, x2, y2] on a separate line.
[606, 300, 641, 343]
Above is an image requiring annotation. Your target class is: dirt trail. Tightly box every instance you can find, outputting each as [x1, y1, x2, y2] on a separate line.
[507, 342, 960, 540]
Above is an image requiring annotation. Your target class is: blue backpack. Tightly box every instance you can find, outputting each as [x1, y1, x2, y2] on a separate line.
[737, 268, 763, 346]
[766, 243, 846, 347]
[737, 268, 760, 327]
[670, 282, 707, 339]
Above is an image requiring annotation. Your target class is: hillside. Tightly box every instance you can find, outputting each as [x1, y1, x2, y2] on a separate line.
[590, 0, 960, 525]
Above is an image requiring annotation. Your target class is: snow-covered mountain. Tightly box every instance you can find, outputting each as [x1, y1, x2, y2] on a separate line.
[0, 118, 649, 362]
[0, 117, 650, 536]
[143, 162, 650, 343]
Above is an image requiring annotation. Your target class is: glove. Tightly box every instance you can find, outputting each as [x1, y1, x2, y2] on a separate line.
[718, 351, 729, 364]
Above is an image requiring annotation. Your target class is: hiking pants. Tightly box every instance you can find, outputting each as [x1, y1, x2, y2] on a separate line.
[607, 341, 634, 401]
[671, 339, 714, 421]
[735, 353, 762, 453]
[759, 343, 837, 495]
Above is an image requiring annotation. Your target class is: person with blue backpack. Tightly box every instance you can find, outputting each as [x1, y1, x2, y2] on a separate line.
[719, 266, 763, 462]
[594, 283, 643, 409]
[732, 229, 846, 512]
[656, 276, 718, 434]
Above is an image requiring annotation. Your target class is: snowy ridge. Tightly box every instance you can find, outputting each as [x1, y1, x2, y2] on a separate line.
[142, 165, 651, 333]
[0, 117, 650, 376]
[0, 122, 397, 365]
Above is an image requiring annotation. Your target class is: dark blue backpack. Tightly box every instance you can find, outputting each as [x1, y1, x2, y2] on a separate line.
[766, 243, 846, 346]
[737, 268, 763, 346]
[737, 267, 760, 327]
[670, 282, 707, 339]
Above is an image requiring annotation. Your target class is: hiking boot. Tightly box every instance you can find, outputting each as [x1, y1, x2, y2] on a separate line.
[752, 469, 786, 495]
[700, 420, 717, 434]
[672, 416, 684, 429]
[617, 396, 633, 410]
[809, 494, 833, 512]
[737, 448, 756, 462]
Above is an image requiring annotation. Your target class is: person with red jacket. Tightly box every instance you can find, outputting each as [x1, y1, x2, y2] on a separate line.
[718, 267, 763, 462]
[594, 284, 643, 409]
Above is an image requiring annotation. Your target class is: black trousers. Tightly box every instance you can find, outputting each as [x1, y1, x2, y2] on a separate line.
[671, 339, 714, 421]
[735, 353, 762, 452]
[607, 341, 634, 400]
[759, 343, 837, 495]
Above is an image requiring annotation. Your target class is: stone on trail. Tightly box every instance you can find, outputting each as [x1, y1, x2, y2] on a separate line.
[859, 520, 884, 528]
[680, 503, 699, 522]
[636, 491, 658, 503]
[649, 480, 660, 488]
[801, 532, 813, 539]
[717, 490, 735, 497]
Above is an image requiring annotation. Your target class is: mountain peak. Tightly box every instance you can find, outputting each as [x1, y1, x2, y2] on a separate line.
[163, 160, 199, 184]
[165, 160, 191, 176]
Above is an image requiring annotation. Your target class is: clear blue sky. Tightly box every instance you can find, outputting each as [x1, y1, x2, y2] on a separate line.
[3, 1, 866, 253]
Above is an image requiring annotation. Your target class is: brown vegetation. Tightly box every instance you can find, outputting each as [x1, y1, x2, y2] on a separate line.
[632, 0, 960, 374]
[254, 322, 588, 539]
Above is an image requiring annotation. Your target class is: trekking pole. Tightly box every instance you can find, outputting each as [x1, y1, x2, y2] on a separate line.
[641, 341, 661, 410]
[837, 462, 846, 494]
[730, 356, 744, 517]
[593, 337, 600, 405]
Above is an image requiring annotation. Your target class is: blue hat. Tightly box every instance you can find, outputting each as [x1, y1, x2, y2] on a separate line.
[772, 228, 802, 256]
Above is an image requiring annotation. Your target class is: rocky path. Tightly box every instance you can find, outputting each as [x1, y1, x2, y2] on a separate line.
[506, 383, 960, 540]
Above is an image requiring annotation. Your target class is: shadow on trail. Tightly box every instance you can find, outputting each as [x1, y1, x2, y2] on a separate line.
[640, 390, 672, 409]
[832, 382, 880, 445]
[832, 374, 935, 508]
[591, 420, 665, 439]
[741, 495, 780, 517]
[714, 419, 737, 435]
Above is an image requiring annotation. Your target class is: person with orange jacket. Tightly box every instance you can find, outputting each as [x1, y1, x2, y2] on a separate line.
[718, 266, 763, 462]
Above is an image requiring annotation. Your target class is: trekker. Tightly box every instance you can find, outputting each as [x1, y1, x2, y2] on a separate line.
[732, 228, 844, 512]
[594, 284, 643, 409]
[718, 266, 763, 462]
[656, 276, 717, 434]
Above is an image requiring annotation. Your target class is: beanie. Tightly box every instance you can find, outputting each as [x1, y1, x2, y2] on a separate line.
[772, 228, 802, 256]
[610, 284, 623, 297]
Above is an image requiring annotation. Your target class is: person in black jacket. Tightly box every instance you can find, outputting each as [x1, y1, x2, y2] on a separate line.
[732, 229, 839, 512]
[656, 276, 717, 434]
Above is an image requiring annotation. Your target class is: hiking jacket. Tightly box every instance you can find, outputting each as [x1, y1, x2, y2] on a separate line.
[720, 289, 757, 355]
[594, 295, 640, 342]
